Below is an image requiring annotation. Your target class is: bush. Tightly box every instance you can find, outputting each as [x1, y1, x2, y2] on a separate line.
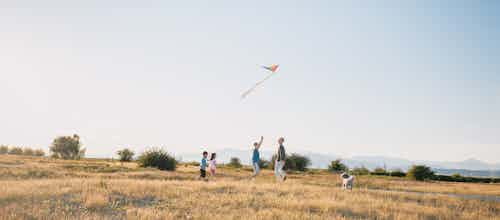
[34, 149, 45, 157]
[407, 165, 434, 181]
[431, 174, 500, 183]
[138, 148, 177, 171]
[9, 147, 23, 155]
[351, 166, 370, 175]
[50, 134, 85, 159]
[258, 159, 271, 169]
[0, 145, 8, 154]
[328, 159, 348, 173]
[269, 154, 311, 171]
[229, 157, 242, 168]
[371, 167, 388, 176]
[23, 148, 34, 156]
[389, 169, 406, 177]
[117, 148, 135, 162]
[286, 154, 311, 171]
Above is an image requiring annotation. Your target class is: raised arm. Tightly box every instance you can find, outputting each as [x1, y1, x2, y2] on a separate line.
[257, 136, 264, 148]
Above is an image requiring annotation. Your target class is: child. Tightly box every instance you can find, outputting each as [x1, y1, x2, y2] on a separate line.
[209, 153, 217, 176]
[251, 136, 264, 178]
[200, 151, 208, 180]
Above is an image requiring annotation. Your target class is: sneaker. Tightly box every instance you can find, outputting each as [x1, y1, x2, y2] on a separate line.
[283, 176, 287, 181]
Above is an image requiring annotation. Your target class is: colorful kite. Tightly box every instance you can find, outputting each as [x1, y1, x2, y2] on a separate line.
[241, 64, 279, 99]
[261, 64, 279, 73]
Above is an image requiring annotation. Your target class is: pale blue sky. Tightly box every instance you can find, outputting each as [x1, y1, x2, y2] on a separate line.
[1, 1, 499, 163]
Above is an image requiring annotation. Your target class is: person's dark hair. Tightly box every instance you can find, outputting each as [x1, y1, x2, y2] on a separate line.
[253, 142, 258, 147]
[210, 153, 216, 160]
[203, 151, 208, 156]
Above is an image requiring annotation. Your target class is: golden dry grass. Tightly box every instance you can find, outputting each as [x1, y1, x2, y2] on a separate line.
[0, 155, 499, 220]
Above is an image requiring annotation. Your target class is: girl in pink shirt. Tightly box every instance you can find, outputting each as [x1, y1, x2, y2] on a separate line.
[209, 153, 217, 176]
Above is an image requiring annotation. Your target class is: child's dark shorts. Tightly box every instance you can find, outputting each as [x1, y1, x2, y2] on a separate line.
[200, 169, 206, 178]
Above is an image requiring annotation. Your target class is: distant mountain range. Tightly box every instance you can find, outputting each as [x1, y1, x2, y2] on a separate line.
[177, 148, 500, 177]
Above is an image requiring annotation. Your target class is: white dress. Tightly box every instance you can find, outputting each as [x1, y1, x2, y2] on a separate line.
[209, 159, 216, 171]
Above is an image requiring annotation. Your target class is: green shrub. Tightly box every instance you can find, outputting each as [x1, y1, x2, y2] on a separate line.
[50, 134, 85, 159]
[138, 148, 177, 171]
[8, 147, 23, 155]
[431, 174, 500, 183]
[407, 165, 434, 181]
[371, 167, 388, 176]
[389, 169, 406, 177]
[351, 167, 370, 175]
[0, 145, 8, 154]
[117, 148, 135, 162]
[269, 154, 311, 171]
[258, 159, 271, 169]
[229, 157, 242, 168]
[328, 159, 348, 173]
[286, 154, 311, 171]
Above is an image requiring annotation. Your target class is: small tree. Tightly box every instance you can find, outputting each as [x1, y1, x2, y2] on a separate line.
[407, 165, 434, 181]
[8, 147, 23, 155]
[451, 173, 464, 181]
[286, 154, 311, 171]
[117, 148, 135, 162]
[49, 134, 85, 159]
[0, 145, 8, 154]
[328, 159, 348, 173]
[229, 157, 242, 168]
[268, 154, 311, 171]
[352, 166, 370, 175]
[138, 148, 177, 171]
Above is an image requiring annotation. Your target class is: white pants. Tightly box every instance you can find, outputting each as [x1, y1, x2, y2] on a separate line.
[252, 162, 260, 176]
[274, 160, 286, 180]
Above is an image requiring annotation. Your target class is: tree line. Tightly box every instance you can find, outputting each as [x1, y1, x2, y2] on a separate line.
[0, 145, 45, 157]
[327, 159, 500, 183]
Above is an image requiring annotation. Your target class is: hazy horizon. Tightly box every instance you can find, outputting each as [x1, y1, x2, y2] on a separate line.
[1, 1, 499, 163]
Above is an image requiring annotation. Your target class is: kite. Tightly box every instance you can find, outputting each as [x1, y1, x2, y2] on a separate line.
[261, 64, 279, 73]
[241, 64, 279, 99]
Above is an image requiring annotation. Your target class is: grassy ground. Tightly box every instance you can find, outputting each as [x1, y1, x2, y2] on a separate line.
[0, 155, 499, 220]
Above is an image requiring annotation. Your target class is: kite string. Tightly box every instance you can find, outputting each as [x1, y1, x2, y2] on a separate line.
[241, 72, 275, 99]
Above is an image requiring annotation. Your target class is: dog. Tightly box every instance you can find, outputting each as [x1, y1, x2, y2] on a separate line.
[341, 172, 354, 190]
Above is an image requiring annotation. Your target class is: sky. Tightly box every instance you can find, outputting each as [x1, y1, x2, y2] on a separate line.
[1, 1, 499, 163]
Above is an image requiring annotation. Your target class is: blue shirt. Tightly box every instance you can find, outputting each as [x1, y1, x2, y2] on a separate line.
[252, 149, 260, 163]
[201, 158, 207, 170]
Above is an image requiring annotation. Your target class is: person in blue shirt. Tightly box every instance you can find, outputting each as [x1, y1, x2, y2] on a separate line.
[200, 151, 208, 180]
[251, 136, 264, 178]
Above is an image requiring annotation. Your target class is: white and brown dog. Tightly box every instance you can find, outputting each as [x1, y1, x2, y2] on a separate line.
[340, 172, 354, 190]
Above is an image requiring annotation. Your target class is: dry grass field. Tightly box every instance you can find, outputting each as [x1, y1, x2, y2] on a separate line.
[0, 155, 499, 220]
